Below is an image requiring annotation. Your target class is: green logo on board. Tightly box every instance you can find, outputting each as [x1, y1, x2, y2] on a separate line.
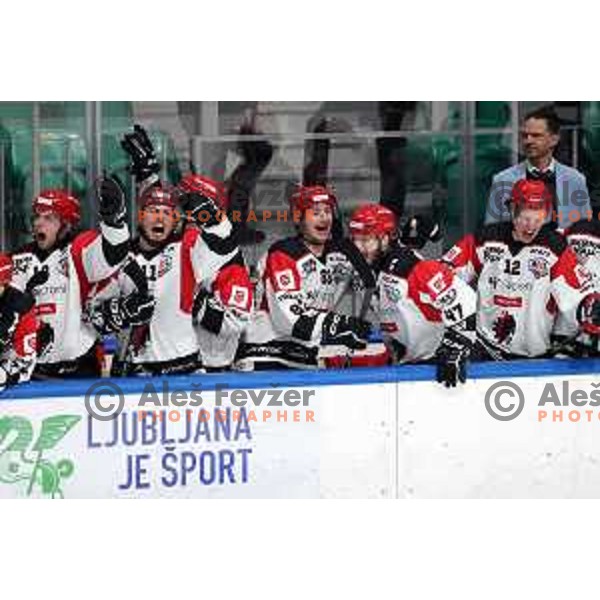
[0, 415, 81, 498]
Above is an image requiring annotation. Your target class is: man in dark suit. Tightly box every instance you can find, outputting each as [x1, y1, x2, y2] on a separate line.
[485, 105, 591, 228]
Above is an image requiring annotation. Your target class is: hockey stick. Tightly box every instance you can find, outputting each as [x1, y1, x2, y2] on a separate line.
[113, 260, 151, 376]
[342, 285, 376, 368]
[331, 238, 378, 369]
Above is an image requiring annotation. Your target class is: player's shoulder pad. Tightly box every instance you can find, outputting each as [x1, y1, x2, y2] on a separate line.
[408, 259, 455, 300]
[3, 286, 34, 315]
[267, 236, 308, 261]
[182, 226, 202, 247]
[70, 229, 101, 255]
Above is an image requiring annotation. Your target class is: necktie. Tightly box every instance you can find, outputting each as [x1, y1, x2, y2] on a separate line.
[528, 169, 555, 185]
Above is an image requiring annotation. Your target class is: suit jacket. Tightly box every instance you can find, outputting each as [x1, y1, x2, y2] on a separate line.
[485, 161, 590, 228]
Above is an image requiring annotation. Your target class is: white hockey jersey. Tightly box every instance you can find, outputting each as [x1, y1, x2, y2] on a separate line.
[444, 222, 593, 357]
[376, 244, 477, 363]
[246, 236, 367, 348]
[194, 253, 253, 369]
[11, 222, 129, 365]
[90, 222, 240, 368]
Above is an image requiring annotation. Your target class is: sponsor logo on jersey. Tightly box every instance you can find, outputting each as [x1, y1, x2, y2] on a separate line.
[35, 284, 68, 298]
[57, 253, 69, 278]
[575, 263, 593, 287]
[426, 272, 449, 297]
[326, 252, 347, 265]
[528, 257, 549, 279]
[488, 275, 500, 289]
[14, 255, 32, 274]
[444, 245, 462, 262]
[492, 310, 517, 344]
[487, 275, 532, 294]
[229, 285, 249, 310]
[483, 245, 504, 263]
[35, 303, 58, 315]
[384, 284, 402, 304]
[437, 287, 458, 307]
[569, 237, 600, 260]
[493, 295, 523, 308]
[301, 257, 317, 277]
[158, 253, 174, 278]
[275, 269, 296, 291]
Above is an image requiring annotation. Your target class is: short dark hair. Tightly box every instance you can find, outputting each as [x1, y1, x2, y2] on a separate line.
[524, 105, 561, 135]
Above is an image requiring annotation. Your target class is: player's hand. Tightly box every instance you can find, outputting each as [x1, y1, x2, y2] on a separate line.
[120, 124, 160, 191]
[120, 293, 155, 327]
[435, 329, 471, 388]
[192, 288, 226, 335]
[0, 310, 17, 348]
[178, 191, 222, 229]
[37, 322, 54, 356]
[578, 293, 600, 336]
[25, 266, 49, 295]
[97, 174, 127, 227]
[321, 313, 371, 350]
[401, 214, 441, 249]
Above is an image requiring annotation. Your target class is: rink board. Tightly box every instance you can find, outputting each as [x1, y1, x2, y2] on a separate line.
[1, 359, 600, 498]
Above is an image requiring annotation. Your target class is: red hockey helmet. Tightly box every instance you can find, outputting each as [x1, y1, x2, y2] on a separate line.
[349, 203, 398, 237]
[0, 253, 13, 286]
[139, 185, 178, 210]
[509, 179, 553, 212]
[32, 189, 81, 226]
[289, 185, 338, 215]
[177, 174, 228, 209]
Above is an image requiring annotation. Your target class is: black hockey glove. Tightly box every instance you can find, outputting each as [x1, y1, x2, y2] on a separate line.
[435, 328, 472, 388]
[121, 293, 155, 326]
[120, 124, 160, 191]
[577, 292, 600, 336]
[37, 322, 54, 356]
[25, 266, 49, 295]
[178, 191, 222, 229]
[401, 214, 442, 249]
[0, 286, 35, 352]
[95, 293, 155, 333]
[192, 288, 225, 336]
[321, 313, 371, 351]
[97, 174, 127, 228]
[0, 310, 17, 350]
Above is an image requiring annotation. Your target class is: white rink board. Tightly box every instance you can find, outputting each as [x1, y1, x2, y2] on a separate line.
[0, 390, 320, 499]
[2, 367, 600, 498]
[318, 383, 396, 499]
[397, 374, 600, 498]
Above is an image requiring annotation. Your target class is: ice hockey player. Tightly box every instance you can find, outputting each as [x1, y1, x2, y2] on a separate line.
[551, 216, 600, 355]
[348, 203, 477, 387]
[443, 179, 600, 360]
[237, 184, 374, 370]
[11, 181, 130, 378]
[0, 253, 40, 389]
[89, 127, 242, 375]
[179, 174, 253, 371]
